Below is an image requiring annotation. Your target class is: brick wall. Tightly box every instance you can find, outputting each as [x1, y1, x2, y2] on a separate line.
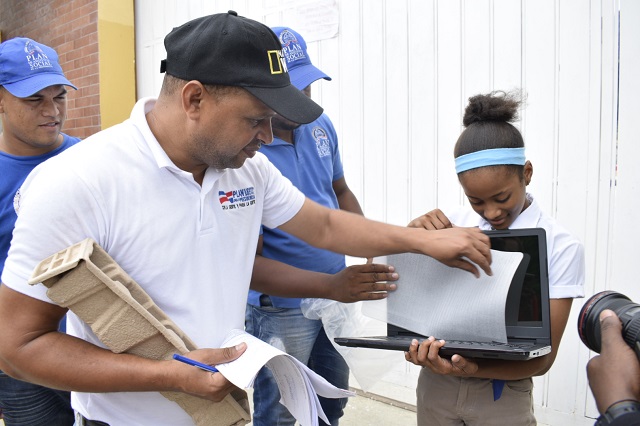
[0, 0, 100, 139]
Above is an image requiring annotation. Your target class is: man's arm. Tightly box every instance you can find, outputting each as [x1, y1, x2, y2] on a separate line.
[332, 177, 364, 216]
[251, 234, 398, 302]
[0, 285, 245, 401]
[278, 198, 492, 277]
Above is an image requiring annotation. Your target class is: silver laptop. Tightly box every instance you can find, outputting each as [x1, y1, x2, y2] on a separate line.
[335, 228, 552, 360]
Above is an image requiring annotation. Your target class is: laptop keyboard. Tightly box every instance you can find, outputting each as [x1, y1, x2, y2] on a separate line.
[444, 339, 532, 349]
[379, 336, 533, 350]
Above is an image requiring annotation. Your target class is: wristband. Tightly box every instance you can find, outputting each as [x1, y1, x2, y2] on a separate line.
[596, 400, 640, 426]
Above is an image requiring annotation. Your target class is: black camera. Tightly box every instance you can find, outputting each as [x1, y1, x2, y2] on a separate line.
[578, 290, 640, 359]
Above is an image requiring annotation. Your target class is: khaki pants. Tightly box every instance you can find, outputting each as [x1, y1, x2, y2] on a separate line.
[416, 368, 536, 426]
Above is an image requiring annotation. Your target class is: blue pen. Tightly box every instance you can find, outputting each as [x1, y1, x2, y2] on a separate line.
[172, 353, 219, 373]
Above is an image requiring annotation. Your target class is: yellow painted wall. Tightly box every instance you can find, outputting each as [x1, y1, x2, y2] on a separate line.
[98, 0, 135, 129]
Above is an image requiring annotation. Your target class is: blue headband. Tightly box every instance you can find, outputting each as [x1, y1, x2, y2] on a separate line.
[454, 147, 526, 174]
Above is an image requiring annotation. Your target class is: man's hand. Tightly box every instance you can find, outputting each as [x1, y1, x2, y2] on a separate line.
[407, 211, 491, 277]
[419, 227, 492, 278]
[169, 343, 247, 402]
[405, 337, 478, 376]
[326, 263, 398, 303]
[408, 209, 453, 230]
[587, 310, 640, 413]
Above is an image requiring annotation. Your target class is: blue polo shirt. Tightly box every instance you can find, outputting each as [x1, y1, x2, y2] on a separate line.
[248, 114, 347, 308]
[0, 133, 81, 277]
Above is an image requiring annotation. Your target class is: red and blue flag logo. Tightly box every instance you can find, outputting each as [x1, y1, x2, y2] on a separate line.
[219, 191, 234, 204]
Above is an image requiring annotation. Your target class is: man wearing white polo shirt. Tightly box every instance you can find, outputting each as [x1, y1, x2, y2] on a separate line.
[0, 11, 492, 426]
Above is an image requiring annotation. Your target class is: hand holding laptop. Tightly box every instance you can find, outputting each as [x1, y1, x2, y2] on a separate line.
[405, 337, 479, 376]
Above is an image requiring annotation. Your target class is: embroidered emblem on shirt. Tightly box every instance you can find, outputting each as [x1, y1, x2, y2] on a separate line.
[313, 126, 331, 158]
[218, 187, 256, 210]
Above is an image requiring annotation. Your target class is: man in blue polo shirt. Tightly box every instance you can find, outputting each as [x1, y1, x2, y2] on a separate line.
[246, 26, 368, 426]
[0, 37, 80, 425]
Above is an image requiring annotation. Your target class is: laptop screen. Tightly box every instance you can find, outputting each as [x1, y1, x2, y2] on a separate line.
[389, 228, 551, 343]
[485, 228, 550, 341]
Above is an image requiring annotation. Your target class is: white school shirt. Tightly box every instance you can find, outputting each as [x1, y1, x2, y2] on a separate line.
[445, 194, 585, 299]
[2, 98, 305, 425]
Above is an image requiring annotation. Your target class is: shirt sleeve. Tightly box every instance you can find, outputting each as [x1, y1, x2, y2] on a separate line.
[257, 154, 305, 230]
[548, 234, 586, 299]
[1, 159, 104, 303]
[327, 118, 344, 182]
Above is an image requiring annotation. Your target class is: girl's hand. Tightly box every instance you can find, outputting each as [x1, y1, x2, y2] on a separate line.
[405, 337, 479, 377]
[408, 209, 453, 230]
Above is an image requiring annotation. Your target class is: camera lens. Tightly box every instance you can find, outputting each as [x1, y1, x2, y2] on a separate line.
[578, 290, 640, 354]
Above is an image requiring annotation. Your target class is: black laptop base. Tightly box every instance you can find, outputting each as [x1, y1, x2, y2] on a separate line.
[334, 335, 551, 361]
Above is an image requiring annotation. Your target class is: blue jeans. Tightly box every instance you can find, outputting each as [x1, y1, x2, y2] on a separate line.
[0, 370, 74, 426]
[246, 304, 349, 426]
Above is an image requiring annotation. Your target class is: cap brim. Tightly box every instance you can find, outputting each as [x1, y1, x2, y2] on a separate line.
[3, 74, 77, 98]
[289, 65, 331, 91]
[246, 84, 323, 124]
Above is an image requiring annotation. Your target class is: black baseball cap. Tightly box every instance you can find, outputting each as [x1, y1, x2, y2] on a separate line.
[160, 11, 323, 124]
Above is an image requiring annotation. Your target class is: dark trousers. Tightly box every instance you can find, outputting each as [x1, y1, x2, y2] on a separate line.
[0, 370, 74, 426]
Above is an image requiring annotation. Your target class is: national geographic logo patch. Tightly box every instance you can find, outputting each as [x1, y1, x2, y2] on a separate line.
[268, 50, 288, 75]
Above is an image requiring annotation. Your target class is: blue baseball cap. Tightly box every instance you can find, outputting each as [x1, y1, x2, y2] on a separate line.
[0, 37, 76, 97]
[271, 27, 331, 91]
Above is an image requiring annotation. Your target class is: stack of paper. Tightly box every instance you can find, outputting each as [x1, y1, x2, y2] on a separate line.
[216, 330, 355, 426]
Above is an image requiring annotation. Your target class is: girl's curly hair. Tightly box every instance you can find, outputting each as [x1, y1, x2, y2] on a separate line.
[454, 90, 526, 159]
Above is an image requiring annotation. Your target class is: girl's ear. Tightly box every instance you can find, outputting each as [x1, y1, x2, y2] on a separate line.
[523, 160, 533, 186]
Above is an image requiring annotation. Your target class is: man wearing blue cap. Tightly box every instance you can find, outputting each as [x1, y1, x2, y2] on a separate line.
[0, 37, 79, 425]
[246, 26, 370, 426]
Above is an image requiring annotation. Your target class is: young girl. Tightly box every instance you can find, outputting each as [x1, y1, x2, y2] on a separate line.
[405, 91, 585, 425]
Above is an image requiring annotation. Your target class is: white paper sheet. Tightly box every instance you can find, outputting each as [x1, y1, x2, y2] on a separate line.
[215, 329, 355, 426]
[362, 250, 523, 343]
